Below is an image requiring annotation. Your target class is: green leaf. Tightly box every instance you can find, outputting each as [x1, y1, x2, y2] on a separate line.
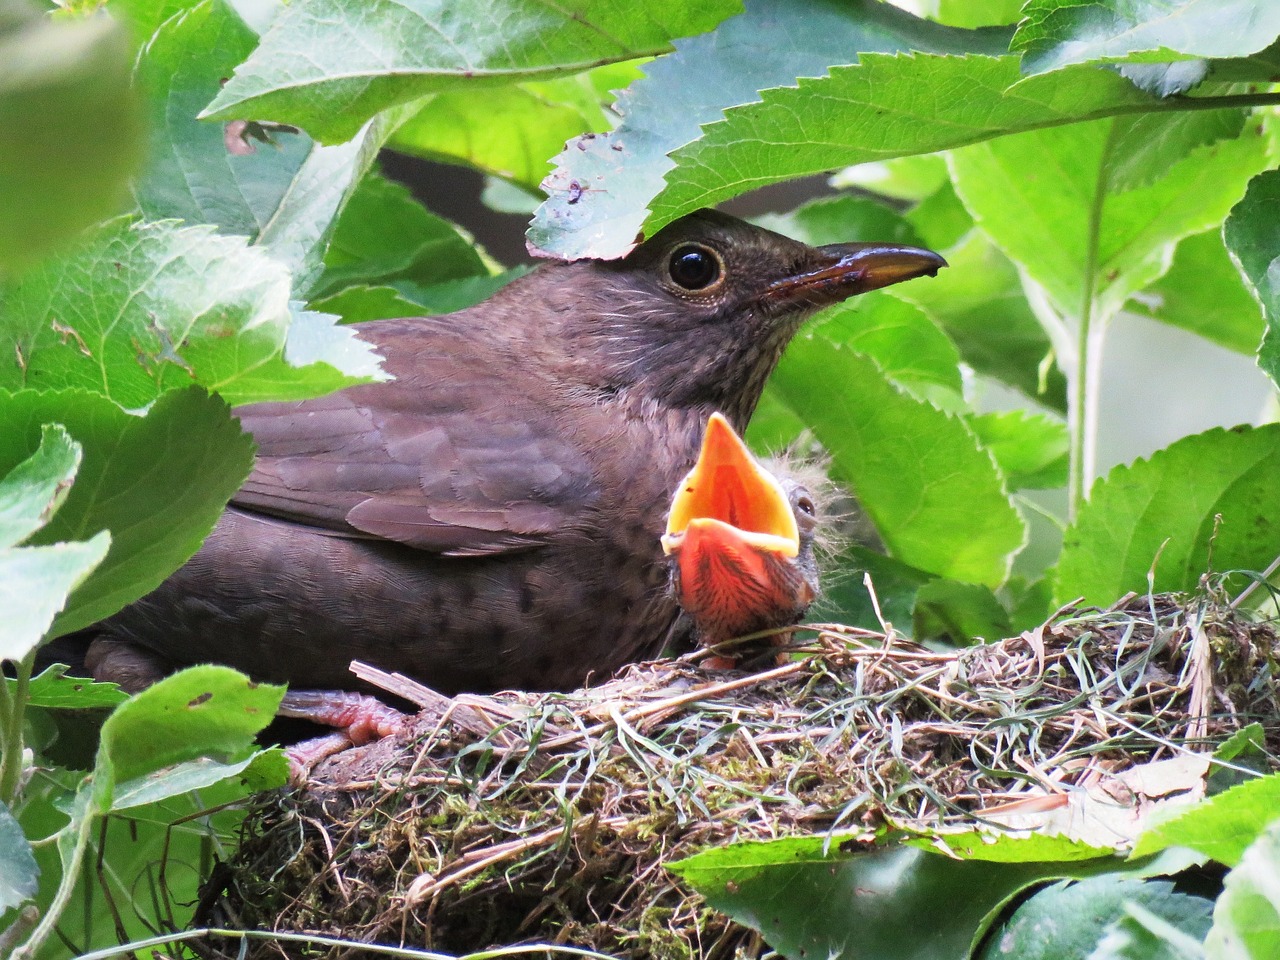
[313, 172, 488, 299]
[1054, 424, 1280, 606]
[979, 876, 1212, 960]
[0, 388, 254, 635]
[0, 538, 109, 662]
[0, 423, 79, 548]
[95, 664, 284, 801]
[1130, 229, 1264, 355]
[0, 217, 385, 408]
[0, 424, 109, 661]
[0, 800, 38, 911]
[15, 663, 127, 709]
[948, 117, 1268, 322]
[770, 346, 1024, 587]
[1106, 108, 1248, 192]
[912, 577, 1011, 644]
[1223, 168, 1280, 386]
[895, 229, 1068, 410]
[1092, 901, 1210, 960]
[0, 0, 143, 271]
[671, 836, 1153, 960]
[390, 62, 642, 190]
[1013, 0, 1280, 76]
[132, 0, 392, 295]
[754, 194, 926, 249]
[111, 750, 288, 811]
[969, 410, 1070, 491]
[531, 5, 1059, 259]
[808, 294, 963, 402]
[1204, 817, 1280, 959]
[812, 543, 934, 633]
[1132, 773, 1280, 868]
[201, 0, 740, 143]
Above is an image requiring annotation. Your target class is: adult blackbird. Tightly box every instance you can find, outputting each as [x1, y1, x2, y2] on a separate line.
[86, 210, 943, 697]
[663, 413, 820, 668]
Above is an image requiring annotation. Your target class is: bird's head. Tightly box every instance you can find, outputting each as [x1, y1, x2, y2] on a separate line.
[550, 209, 945, 428]
[662, 413, 821, 651]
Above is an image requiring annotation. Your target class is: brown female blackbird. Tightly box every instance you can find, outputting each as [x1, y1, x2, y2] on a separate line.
[85, 209, 942, 697]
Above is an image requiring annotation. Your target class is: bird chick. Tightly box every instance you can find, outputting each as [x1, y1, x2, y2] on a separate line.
[662, 413, 821, 668]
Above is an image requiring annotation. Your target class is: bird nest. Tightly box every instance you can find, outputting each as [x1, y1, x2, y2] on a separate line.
[201, 591, 1280, 959]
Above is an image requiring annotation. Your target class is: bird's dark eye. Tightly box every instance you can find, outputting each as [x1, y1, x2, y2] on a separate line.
[797, 495, 815, 516]
[668, 244, 723, 291]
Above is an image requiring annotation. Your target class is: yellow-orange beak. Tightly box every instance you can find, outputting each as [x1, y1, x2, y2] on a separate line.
[661, 413, 798, 559]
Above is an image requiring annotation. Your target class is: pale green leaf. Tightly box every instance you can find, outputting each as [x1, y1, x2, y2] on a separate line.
[949, 118, 1268, 321]
[0, 801, 38, 911]
[770, 346, 1023, 586]
[0, 536, 108, 662]
[201, 0, 741, 143]
[968, 410, 1070, 491]
[1131, 228, 1263, 354]
[1054, 424, 1280, 605]
[0, 217, 384, 407]
[0, 424, 79, 549]
[529, 1, 1017, 259]
[0, 388, 254, 635]
[1204, 817, 1280, 960]
[1223, 168, 1280, 386]
[1014, 0, 1280, 76]
[1132, 774, 1280, 868]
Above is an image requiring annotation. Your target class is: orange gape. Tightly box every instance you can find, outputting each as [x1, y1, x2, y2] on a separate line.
[663, 414, 818, 667]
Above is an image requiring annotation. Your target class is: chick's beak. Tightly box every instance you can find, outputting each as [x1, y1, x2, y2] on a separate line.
[764, 242, 947, 311]
[662, 412, 798, 560]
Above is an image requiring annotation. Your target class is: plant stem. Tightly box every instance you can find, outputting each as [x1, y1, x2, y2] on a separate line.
[0, 651, 35, 808]
[1068, 128, 1117, 522]
[13, 789, 96, 960]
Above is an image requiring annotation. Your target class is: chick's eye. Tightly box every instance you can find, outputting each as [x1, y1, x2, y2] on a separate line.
[668, 244, 723, 291]
[797, 496, 815, 516]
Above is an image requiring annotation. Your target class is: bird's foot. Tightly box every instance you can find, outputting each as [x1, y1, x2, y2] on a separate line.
[277, 689, 408, 782]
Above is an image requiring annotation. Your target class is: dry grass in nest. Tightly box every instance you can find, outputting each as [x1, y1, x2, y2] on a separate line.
[200, 591, 1280, 959]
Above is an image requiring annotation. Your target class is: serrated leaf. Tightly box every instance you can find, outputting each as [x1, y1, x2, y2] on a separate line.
[0, 0, 143, 270]
[1204, 817, 1280, 959]
[201, 0, 740, 143]
[391, 62, 642, 190]
[1223, 168, 1280, 386]
[1107, 108, 1248, 192]
[0, 217, 383, 407]
[95, 664, 284, 803]
[770, 345, 1024, 586]
[1132, 773, 1280, 868]
[949, 118, 1268, 322]
[969, 410, 1070, 491]
[1013, 0, 1280, 77]
[895, 229, 1068, 410]
[1130, 229, 1263, 354]
[132, 0, 390, 295]
[530, 4, 1027, 259]
[0, 801, 38, 911]
[979, 876, 1212, 960]
[14, 663, 127, 709]
[806, 293, 963, 401]
[1054, 425, 1280, 606]
[0, 388, 254, 635]
[1121, 60, 1210, 97]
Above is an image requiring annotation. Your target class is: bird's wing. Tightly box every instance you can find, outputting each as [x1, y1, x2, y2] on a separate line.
[232, 320, 599, 556]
